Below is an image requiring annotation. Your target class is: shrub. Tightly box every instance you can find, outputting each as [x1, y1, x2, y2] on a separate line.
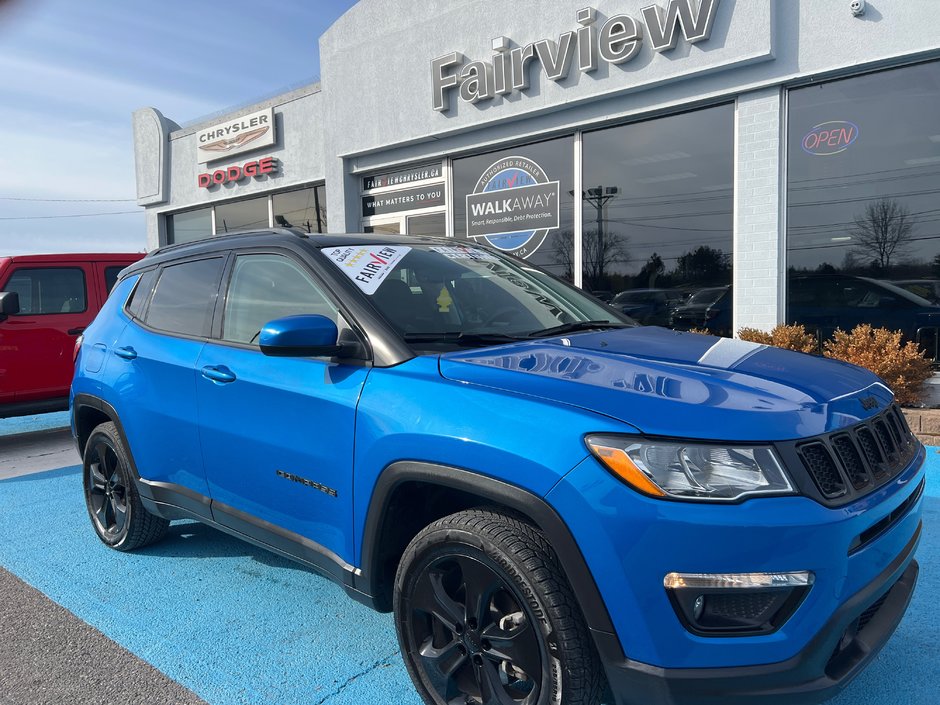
[737, 324, 818, 354]
[822, 324, 932, 406]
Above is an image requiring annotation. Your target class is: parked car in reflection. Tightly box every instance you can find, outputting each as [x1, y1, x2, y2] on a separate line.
[889, 279, 940, 305]
[788, 274, 940, 359]
[611, 288, 686, 327]
[669, 285, 732, 336]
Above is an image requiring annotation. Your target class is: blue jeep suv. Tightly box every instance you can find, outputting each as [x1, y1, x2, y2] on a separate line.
[71, 229, 924, 705]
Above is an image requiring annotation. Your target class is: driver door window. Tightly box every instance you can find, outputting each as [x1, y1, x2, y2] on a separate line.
[222, 254, 340, 345]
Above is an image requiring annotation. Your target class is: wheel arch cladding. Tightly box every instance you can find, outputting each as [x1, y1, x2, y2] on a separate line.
[357, 461, 623, 657]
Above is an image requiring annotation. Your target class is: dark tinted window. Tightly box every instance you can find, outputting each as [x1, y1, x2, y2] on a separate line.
[215, 196, 269, 233]
[452, 136, 574, 280]
[222, 255, 338, 345]
[145, 258, 224, 337]
[125, 269, 157, 320]
[787, 61, 940, 356]
[4, 267, 86, 314]
[167, 207, 212, 244]
[581, 105, 733, 332]
[104, 266, 124, 294]
[273, 186, 327, 233]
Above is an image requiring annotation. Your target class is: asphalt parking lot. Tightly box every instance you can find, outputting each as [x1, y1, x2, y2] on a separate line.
[1, 413, 938, 705]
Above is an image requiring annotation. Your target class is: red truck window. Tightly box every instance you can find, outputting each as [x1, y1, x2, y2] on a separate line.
[6, 267, 87, 314]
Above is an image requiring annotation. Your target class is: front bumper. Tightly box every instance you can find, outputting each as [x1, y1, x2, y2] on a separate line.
[599, 529, 919, 705]
[546, 441, 925, 704]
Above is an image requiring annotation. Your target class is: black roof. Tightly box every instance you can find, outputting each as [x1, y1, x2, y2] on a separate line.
[128, 228, 453, 274]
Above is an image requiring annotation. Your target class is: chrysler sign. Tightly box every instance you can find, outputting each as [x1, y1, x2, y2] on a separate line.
[196, 107, 276, 164]
[432, 0, 721, 112]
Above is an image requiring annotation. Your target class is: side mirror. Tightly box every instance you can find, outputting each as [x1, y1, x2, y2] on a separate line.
[259, 314, 363, 358]
[0, 291, 20, 322]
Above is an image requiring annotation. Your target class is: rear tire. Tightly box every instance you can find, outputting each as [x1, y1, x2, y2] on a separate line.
[394, 507, 603, 705]
[82, 421, 168, 551]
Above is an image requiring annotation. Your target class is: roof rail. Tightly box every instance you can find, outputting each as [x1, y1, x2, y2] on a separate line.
[146, 227, 312, 258]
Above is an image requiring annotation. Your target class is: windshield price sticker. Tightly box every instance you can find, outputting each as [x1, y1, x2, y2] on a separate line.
[430, 245, 498, 261]
[325, 245, 411, 295]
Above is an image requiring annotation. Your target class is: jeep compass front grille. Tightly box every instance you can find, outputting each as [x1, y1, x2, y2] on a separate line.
[781, 405, 919, 506]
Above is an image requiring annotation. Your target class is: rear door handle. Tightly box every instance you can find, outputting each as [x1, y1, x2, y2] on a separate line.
[67, 327, 86, 336]
[201, 365, 236, 384]
[114, 346, 137, 360]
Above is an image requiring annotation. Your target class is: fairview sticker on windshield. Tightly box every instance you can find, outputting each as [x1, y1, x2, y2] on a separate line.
[324, 245, 411, 295]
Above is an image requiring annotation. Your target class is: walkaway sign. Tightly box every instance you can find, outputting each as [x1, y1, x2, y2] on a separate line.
[432, 0, 721, 112]
[466, 156, 559, 258]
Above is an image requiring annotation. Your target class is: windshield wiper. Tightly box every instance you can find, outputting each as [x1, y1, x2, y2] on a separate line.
[527, 320, 628, 338]
[402, 331, 525, 347]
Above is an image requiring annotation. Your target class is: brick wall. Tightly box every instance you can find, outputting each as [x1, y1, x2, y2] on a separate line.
[901, 409, 940, 447]
[733, 88, 784, 333]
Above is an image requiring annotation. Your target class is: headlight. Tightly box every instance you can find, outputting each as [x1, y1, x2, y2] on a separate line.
[585, 435, 794, 502]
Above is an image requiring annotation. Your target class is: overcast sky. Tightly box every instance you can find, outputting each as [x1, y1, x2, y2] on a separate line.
[0, 0, 356, 256]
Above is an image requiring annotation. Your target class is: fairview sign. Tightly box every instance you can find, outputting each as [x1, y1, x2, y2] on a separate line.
[432, 0, 721, 112]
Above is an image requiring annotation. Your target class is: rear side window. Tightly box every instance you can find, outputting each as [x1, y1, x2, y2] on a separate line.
[125, 269, 157, 320]
[4, 267, 86, 314]
[145, 258, 224, 337]
[104, 266, 125, 294]
[222, 254, 339, 345]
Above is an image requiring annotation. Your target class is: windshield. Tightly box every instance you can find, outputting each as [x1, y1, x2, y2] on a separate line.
[322, 242, 633, 349]
[687, 287, 728, 306]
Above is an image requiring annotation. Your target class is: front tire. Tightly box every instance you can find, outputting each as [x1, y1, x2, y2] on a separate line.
[394, 508, 603, 705]
[82, 421, 168, 551]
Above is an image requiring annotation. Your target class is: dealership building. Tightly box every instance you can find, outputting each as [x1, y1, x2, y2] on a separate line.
[133, 0, 940, 337]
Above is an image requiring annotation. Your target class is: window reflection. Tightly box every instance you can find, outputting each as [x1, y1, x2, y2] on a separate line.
[787, 61, 940, 360]
[273, 185, 327, 233]
[167, 207, 212, 245]
[215, 195, 270, 234]
[581, 105, 734, 334]
[452, 137, 574, 281]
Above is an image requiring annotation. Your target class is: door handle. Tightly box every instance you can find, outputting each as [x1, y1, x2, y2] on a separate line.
[67, 327, 86, 336]
[114, 346, 137, 360]
[201, 365, 236, 384]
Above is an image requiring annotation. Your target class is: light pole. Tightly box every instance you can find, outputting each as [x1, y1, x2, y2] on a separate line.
[573, 185, 619, 288]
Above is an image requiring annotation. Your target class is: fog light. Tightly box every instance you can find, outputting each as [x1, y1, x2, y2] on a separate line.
[664, 571, 814, 636]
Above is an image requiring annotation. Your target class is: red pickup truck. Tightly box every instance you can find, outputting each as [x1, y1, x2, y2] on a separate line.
[0, 253, 143, 418]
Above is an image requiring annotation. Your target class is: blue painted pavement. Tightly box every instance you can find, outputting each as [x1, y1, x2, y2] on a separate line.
[0, 452, 937, 704]
[0, 410, 69, 437]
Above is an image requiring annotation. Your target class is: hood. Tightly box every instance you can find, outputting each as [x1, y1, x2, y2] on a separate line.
[438, 327, 891, 441]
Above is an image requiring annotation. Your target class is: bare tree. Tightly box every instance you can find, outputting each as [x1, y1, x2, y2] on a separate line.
[552, 229, 630, 288]
[851, 198, 914, 271]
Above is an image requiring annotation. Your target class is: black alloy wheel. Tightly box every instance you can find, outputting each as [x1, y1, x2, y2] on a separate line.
[82, 421, 168, 551]
[408, 552, 544, 704]
[86, 438, 129, 538]
[395, 508, 602, 705]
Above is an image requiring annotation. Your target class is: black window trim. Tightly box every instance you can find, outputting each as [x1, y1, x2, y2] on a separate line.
[122, 267, 158, 322]
[5, 265, 88, 316]
[132, 254, 229, 343]
[208, 245, 374, 363]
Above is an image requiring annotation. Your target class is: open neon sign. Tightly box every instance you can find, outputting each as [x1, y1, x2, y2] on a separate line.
[802, 121, 859, 156]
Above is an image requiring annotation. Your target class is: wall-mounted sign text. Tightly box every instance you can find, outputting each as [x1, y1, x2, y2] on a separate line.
[362, 184, 445, 216]
[466, 156, 559, 259]
[802, 121, 859, 156]
[197, 157, 277, 189]
[432, 0, 721, 112]
[196, 108, 276, 164]
[363, 164, 443, 190]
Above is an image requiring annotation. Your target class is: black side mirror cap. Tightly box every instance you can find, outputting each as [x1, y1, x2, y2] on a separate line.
[0, 291, 20, 322]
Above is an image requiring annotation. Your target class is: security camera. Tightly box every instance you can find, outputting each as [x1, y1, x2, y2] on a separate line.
[850, 0, 866, 16]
